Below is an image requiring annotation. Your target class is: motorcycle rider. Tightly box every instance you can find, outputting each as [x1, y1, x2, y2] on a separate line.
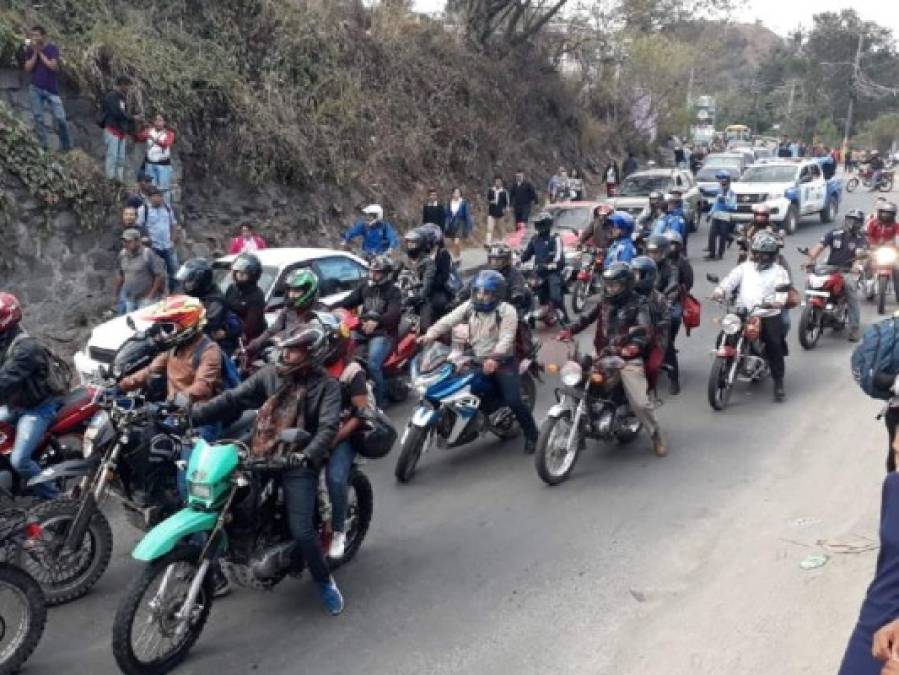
[459, 243, 530, 315]
[713, 232, 790, 402]
[559, 263, 668, 457]
[705, 171, 737, 260]
[604, 211, 637, 268]
[652, 192, 687, 242]
[189, 324, 346, 615]
[630, 256, 670, 400]
[246, 268, 322, 357]
[665, 231, 694, 294]
[0, 292, 65, 499]
[332, 255, 402, 408]
[521, 212, 570, 325]
[225, 253, 267, 343]
[177, 258, 242, 355]
[342, 204, 400, 257]
[578, 203, 614, 250]
[646, 235, 683, 394]
[865, 201, 899, 303]
[869, 150, 885, 191]
[636, 191, 665, 237]
[420, 270, 539, 453]
[405, 225, 453, 331]
[806, 209, 867, 341]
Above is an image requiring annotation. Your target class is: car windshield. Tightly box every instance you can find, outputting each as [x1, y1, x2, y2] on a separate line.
[740, 165, 798, 183]
[617, 175, 671, 196]
[703, 155, 742, 167]
[550, 207, 593, 230]
[213, 263, 280, 298]
[696, 164, 740, 181]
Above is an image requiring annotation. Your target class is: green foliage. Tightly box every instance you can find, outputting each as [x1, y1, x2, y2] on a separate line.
[858, 113, 899, 153]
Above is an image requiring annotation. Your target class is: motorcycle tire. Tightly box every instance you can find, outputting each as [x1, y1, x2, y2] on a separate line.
[0, 563, 46, 675]
[798, 305, 821, 350]
[879, 275, 888, 315]
[386, 379, 410, 404]
[846, 177, 859, 193]
[534, 415, 580, 486]
[395, 426, 428, 484]
[112, 545, 213, 675]
[571, 280, 588, 314]
[783, 205, 799, 235]
[880, 175, 895, 192]
[26, 498, 113, 606]
[707, 357, 733, 411]
[329, 468, 373, 569]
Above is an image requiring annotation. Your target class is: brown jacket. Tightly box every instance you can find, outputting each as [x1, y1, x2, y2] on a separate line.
[120, 334, 222, 401]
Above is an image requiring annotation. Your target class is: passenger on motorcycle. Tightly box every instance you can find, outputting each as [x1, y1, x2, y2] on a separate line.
[665, 231, 694, 294]
[713, 232, 790, 402]
[0, 292, 65, 499]
[521, 212, 571, 325]
[332, 255, 402, 408]
[604, 211, 638, 268]
[559, 263, 668, 457]
[652, 193, 687, 243]
[420, 270, 540, 453]
[578, 203, 614, 249]
[646, 235, 683, 395]
[225, 253, 267, 342]
[246, 268, 322, 357]
[806, 209, 867, 341]
[865, 201, 899, 303]
[705, 171, 737, 261]
[404, 226, 454, 332]
[636, 191, 665, 237]
[177, 258, 242, 355]
[190, 324, 346, 615]
[630, 256, 670, 400]
[459, 243, 530, 315]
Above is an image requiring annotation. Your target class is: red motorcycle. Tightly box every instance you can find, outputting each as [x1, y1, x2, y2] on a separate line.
[0, 386, 100, 497]
[797, 258, 850, 350]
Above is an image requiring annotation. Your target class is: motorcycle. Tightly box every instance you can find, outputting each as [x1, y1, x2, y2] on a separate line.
[846, 168, 894, 193]
[521, 263, 566, 329]
[796, 246, 856, 349]
[534, 342, 641, 486]
[112, 426, 373, 675]
[569, 247, 604, 315]
[395, 340, 539, 483]
[862, 246, 897, 315]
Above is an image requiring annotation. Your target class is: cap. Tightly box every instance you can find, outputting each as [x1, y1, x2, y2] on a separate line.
[122, 228, 141, 241]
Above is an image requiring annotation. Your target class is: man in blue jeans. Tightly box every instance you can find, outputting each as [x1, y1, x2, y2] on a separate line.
[138, 187, 179, 291]
[22, 26, 72, 152]
[0, 292, 62, 499]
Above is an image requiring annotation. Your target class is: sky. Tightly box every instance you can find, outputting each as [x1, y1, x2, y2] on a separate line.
[410, 1, 899, 41]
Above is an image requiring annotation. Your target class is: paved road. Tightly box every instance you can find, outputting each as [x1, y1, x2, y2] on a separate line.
[27, 185, 898, 674]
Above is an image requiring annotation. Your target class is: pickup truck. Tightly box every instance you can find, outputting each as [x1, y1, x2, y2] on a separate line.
[728, 159, 842, 234]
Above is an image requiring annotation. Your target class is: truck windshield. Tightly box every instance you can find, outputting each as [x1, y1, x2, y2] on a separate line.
[617, 175, 671, 196]
[740, 166, 798, 183]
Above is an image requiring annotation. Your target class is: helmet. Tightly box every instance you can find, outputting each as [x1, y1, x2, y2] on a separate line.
[284, 268, 320, 311]
[878, 201, 897, 225]
[664, 230, 684, 248]
[534, 212, 553, 235]
[420, 223, 444, 249]
[471, 270, 507, 313]
[143, 295, 206, 349]
[231, 253, 262, 287]
[274, 324, 331, 378]
[362, 204, 384, 221]
[844, 208, 865, 233]
[645, 234, 669, 261]
[368, 255, 394, 287]
[648, 191, 663, 204]
[751, 203, 771, 225]
[176, 258, 214, 297]
[601, 262, 634, 305]
[631, 256, 658, 295]
[594, 203, 614, 218]
[750, 231, 780, 270]
[663, 192, 676, 203]
[486, 243, 513, 272]
[715, 170, 732, 182]
[317, 312, 351, 366]
[404, 227, 428, 259]
[0, 292, 23, 335]
[608, 211, 635, 238]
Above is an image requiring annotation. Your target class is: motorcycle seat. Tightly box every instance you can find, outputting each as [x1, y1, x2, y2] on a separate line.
[56, 386, 92, 419]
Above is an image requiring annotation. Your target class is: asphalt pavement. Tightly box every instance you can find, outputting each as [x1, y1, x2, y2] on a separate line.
[26, 183, 899, 674]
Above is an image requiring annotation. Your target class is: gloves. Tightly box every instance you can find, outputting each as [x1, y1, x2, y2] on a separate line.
[286, 452, 308, 469]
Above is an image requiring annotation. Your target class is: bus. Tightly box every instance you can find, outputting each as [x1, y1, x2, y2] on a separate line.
[724, 124, 752, 143]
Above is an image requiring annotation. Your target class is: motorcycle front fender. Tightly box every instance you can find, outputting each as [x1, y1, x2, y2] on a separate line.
[132, 508, 219, 562]
[27, 454, 101, 486]
[410, 405, 438, 428]
[547, 402, 574, 418]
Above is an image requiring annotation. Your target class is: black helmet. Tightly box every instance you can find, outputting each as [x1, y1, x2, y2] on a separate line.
[664, 230, 684, 255]
[404, 228, 428, 259]
[487, 243, 513, 272]
[602, 262, 633, 305]
[275, 324, 330, 378]
[231, 253, 262, 287]
[648, 191, 663, 204]
[631, 256, 658, 295]
[420, 223, 444, 249]
[368, 255, 394, 287]
[176, 258, 214, 297]
[534, 212, 553, 235]
[645, 234, 669, 262]
[878, 201, 897, 225]
[844, 209, 865, 233]
[750, 231, 780, 270]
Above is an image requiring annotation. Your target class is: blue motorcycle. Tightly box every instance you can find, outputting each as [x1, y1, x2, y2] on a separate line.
[394, 343, 538, 483]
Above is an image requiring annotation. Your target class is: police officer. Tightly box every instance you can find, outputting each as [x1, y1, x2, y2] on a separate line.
[521, 212, 570, 325]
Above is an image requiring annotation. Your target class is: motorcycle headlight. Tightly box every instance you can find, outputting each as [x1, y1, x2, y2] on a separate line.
[581, 252, 594, 266]
[560, 361, 584, 387]
[876, 248, 897, 265]
[721, 313, 742, 335]
[188, 482, 212, 500]
[807, 274, 827, 288]
[82, 411, 110, 458]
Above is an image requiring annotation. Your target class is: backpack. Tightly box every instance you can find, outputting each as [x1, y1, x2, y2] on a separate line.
[9, 332, 72, 397]
[192, 336, 241, 390]
[682, 292, 701, 335]
[851, 317, 899, 400]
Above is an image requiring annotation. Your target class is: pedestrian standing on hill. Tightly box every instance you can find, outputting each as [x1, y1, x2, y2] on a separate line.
[486, 176, 509, 245]
[509, 170, 538, 231]
[135, 114, 176, 202]
[229, 223, 267, 254]
[114, 228, 165, 315]
[844, 149, 853, 172]
[604, 160, 620, 197]
[125, 173, 155, 210]
[101, 76, 141, 182]
[422, 188, 446, 229]
[444, 187, 473, 264]
[569, 168, 585, 201]
[622, 151, 639, 178]
[22, 25, 72, 152]
[138, 187, 179, 292]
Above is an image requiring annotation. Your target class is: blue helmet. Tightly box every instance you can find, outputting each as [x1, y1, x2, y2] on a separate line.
[471, 270, 507, 313]
[715, 170, 732, 182]
[631, 256, 657, 295]
[608, 211, 635, 238]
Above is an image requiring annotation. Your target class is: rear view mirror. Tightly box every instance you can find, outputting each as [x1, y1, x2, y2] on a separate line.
[279, 428, 312, 448]
[706, 273, 720, 283]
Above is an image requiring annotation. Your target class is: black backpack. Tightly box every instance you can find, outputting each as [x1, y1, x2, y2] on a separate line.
[9, 332, 73, 397]
[851, 316, 899, 400]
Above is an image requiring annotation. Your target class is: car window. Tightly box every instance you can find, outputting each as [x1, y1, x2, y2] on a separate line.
[314, 256, 366, 297]
[799, 167, 812, 183]
[212, 263, 280, 299]
[809, 163, 822, 179]
[551, 206, 592, 231]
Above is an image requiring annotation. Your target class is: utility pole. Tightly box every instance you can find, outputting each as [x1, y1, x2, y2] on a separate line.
[786, 80, 796, 116]
[842, 31, 864, 158]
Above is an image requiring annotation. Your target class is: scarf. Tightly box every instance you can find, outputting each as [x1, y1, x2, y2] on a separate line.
[252, 381, 307, 457]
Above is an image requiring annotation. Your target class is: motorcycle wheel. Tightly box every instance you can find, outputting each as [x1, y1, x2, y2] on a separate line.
[329, 469, 373, 569]
[798, 305, 822, 350]
[395, 426, 429, 484]
[879, 275, 888, 315]
[26, 498, 113, 606]
[707, 357, 733, 411]
[112, 545, 213, 675]
[534, 415, 580, 486]
[571, 280, 588, 314]
[783, 205, 799, 235]
[880, 175, 895, 192]
[386, 379, 410, 404]
[846, 177, 859, 193]
[614, 416, 641, 444]
[0, 563, 46, 674]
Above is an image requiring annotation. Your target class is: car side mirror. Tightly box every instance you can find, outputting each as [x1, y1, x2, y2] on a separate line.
[279, 428, 312, 448]
[706, 273, 720, 283]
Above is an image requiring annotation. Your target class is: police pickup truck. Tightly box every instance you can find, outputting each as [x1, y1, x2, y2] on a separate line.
[729, 158, 842, 234]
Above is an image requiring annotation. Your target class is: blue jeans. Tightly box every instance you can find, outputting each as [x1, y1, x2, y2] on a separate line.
[146, 163, 173, 201]
[367, 335, 393, 408]
[153, 247, 180, 294]
[492, 363, 538, 442]
[0, 399, 62, 499]
[30, 85, 72, 151]
[326, 441, 356, 533]
[282, 465, 330, 584]
[104, 129, 128, 181]
[176, 423, 221, 501]
[119, 296, 156, 316]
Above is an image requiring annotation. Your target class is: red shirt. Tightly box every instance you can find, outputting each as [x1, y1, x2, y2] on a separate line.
[866, 217, 897, 247]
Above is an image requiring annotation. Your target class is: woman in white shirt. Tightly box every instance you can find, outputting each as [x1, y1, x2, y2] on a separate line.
[136, 114, 176, 201]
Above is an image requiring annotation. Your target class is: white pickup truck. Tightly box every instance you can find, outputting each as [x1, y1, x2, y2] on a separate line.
[729, 158, 842, 234]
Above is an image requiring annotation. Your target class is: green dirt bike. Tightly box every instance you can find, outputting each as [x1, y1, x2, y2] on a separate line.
[111, 428, 373, 675]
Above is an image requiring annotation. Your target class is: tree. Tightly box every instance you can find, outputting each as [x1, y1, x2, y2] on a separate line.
[448, 0, 569, 50]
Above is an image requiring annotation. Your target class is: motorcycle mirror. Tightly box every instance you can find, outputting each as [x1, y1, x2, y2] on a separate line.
[706, 273, 720, 283]
[126, 315, 137, 331]
[279, 428, 312, 448]
[775, 284, 792, 293]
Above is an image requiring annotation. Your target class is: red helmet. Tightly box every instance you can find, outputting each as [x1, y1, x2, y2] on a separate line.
[0, 293, 23, 334]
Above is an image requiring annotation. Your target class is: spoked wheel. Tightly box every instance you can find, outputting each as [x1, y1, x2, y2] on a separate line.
[707, 357, 734, 411]
[329, 469, 373, 569]
[112, 545, 213, 675]
[0, 564, 46, 674]
[846, 177, 859, 193]
[798, 305, 822, 350]
[534, 415, 581, 486]
[878, 275, 888, 315]
[571, 280, 588, 314]
[880, 175, 894, 192]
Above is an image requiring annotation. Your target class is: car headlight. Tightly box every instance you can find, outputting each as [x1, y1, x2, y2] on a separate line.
[560, 361, 583, 387]
[876, 248, 897, 265]
[189, 482, 212, 500]
[721, 313, 742, 335]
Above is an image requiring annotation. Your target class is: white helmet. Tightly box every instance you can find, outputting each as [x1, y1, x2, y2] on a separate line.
[362, 204, 384, 220]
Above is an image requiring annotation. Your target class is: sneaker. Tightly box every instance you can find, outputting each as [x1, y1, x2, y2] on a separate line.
[773, 379, 785, 402]
[524, 438, 536, 454]
[211, 562, 232, 598]
[652, 432, 668, 458]
[848, 327, 861, 342]
[316, 576, 345, 616]
[668, 378, 680, 396]
[329, 531, 347, 560]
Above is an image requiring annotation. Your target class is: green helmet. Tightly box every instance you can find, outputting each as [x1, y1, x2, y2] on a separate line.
[284, 268, 320, 311]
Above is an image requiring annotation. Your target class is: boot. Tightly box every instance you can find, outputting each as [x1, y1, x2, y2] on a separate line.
[848, 326, 861, 342]
[652, 431, 668, 458]
[524, 438, 536, 454]
[773, 378, 785, 402]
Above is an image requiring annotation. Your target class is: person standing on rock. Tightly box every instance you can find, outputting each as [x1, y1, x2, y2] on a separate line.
[422, 188, 446, 230]
[22, 25, 72, 152]
[138, 187, 179, 292]
[135, 114, 175, 202]
[604, 160, 620, 197]
[509, 170, 538, 231]
[229, 223, 267, 254]
[100, 75, 141, 182]
[444, 187, 473, 264]
[485, 176, 509, 245]
[113, 228, 165, 315]
[623, 151, 639, 178]
[125, 173, 154, 210]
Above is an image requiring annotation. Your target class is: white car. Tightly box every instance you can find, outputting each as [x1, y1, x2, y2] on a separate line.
[74, 248, 369, 383]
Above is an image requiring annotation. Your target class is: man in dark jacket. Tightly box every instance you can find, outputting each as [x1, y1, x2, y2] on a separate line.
[0, 292, 62, 499]
[177, 258, 242, 355]
[622, 152, 639, 178]
[190, 324, 345, 615]
[247, 268, 322, 357]
[405, 227, 452, 331]
[422, 188, 446, 229]
[225, 253, 267, 342]
[102, 75, 140, 182]
[509, 170, 538, 229]
[521, 212, 570, 324]
[333, 255, 402, 407]
[458, 243, 530, 315]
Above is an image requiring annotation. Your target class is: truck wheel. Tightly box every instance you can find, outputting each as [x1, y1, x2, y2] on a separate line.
[820, 198, 836, 224]
[783, 205, 799, 235]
